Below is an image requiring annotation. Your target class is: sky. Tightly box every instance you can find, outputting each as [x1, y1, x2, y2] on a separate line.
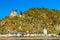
[0, 0, 60, 19]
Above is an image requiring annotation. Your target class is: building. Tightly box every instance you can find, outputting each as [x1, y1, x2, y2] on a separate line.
[10, 10, 18, 17]
[43, 28, 47, 36]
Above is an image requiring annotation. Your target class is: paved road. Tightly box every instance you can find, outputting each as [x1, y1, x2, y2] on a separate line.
[0, 36, 60, 40]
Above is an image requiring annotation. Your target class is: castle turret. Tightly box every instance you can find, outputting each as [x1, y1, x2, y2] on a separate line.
[10, 10, 18, 17]
[43, 28, 47, 36]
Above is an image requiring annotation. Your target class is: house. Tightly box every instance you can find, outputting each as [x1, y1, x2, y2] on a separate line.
[0, 34, 7, 37]
[48, 34, 59, 37]
[30, 34, 39, 36]
[6, 34, 14, 37]
[23, 34, 30, 36]
[16, 33, 22, 37]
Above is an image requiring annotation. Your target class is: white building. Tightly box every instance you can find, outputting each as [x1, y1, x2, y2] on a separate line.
[48, 34, 58, 37]
[16, 33, 22, 37]
[43, 28, 47, 36]
[23, 34, 30, 36]
[0, 34, 7, 37]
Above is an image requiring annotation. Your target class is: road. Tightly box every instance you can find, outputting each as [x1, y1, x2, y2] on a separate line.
[0, 36, 60, 40]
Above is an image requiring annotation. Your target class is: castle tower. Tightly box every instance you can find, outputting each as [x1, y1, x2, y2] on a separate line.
[43, 28, 47, 36]
[10, 10, 18, 17]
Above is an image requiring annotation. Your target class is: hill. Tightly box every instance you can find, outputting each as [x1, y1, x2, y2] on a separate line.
[0, 8, 60, 34]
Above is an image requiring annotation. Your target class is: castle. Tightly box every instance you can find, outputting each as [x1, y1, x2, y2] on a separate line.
[10, 10, 18, 17]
